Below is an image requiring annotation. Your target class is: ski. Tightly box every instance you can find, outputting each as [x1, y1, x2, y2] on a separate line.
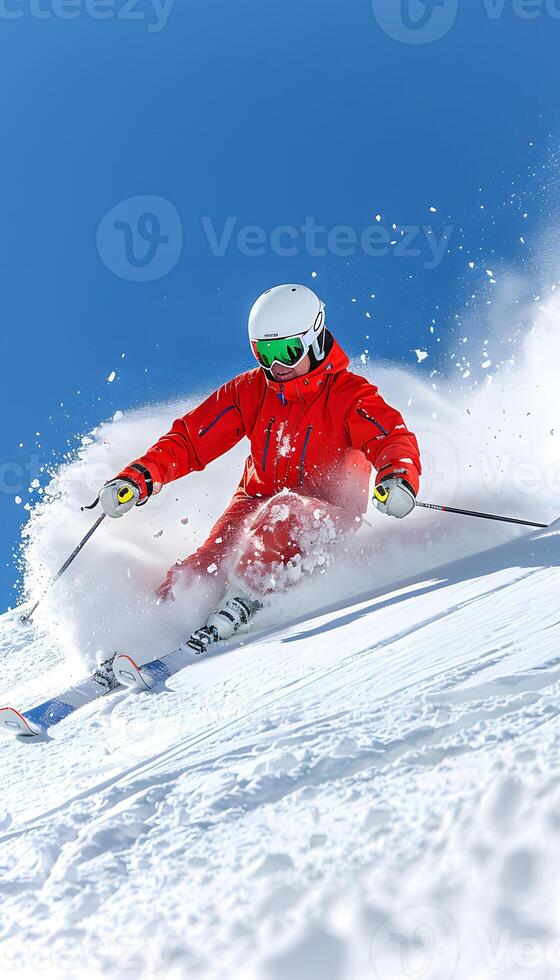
[0, 645, 195, 737]
[113, 653, 171, 691]
[0, 671, 121, 739]
[113, 650, 184, 691]
[2, 635, 217, 739]
[0, 707, 44, 738]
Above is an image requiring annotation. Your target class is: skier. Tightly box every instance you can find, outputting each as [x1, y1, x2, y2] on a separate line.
[98, 284, 422, 652]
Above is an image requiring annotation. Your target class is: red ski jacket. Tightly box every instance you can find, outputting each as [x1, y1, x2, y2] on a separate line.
[119, 339, 421, 516]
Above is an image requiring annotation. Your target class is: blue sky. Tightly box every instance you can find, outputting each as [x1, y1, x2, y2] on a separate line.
[1, 0, 559, 609]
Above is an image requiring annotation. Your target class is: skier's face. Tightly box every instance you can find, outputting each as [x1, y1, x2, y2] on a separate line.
[270, 354, 311, 383]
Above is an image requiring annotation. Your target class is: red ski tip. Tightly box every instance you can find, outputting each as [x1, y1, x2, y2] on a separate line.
[0, 707, 42, 738]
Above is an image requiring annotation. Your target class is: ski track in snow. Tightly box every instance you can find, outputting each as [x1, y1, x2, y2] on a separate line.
[2, 523, 560, 979]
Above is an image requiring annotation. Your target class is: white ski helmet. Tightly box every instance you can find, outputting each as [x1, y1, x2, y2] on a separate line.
[248, 284, 326, 371]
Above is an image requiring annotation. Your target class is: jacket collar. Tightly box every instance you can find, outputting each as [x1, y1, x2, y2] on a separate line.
[263, 338, 350, 404]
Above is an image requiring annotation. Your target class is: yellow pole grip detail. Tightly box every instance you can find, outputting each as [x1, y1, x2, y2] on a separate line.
[117, 486, 135, 505]
[374, 485, 390, 504]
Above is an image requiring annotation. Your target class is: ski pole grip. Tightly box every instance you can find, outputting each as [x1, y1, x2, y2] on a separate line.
[374, 485, 390, 504]
[117, 486, 135, 504]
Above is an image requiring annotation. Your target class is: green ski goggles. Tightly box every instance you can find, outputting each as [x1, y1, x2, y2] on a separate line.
[251, 335, 307, 370]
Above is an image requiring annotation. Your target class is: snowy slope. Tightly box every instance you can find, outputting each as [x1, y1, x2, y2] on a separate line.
[2, 280, 560, 978]
[2, 521, 560, 980]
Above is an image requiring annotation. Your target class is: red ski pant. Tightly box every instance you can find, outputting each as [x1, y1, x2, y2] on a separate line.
[158, 490, 360, 599]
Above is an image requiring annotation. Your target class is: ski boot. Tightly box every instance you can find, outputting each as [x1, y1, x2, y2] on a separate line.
[186, 590, 261, 655]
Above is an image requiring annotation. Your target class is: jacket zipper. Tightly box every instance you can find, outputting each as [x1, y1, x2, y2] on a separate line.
[262, 417, 275, 472]
[198, 404, 237, 437]
[298, 425, 313, 485]
[357, 406, 389, 437]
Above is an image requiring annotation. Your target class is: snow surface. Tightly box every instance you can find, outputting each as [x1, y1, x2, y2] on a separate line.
[2, 522, 560, 979]
[2, 285, 560, 978]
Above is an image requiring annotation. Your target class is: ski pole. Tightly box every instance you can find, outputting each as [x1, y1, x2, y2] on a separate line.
[416, 501, 548, 529]
[19, 513, 107, 625]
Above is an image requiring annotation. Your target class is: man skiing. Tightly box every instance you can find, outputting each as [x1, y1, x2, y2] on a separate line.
[98, 284, 422, 652]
